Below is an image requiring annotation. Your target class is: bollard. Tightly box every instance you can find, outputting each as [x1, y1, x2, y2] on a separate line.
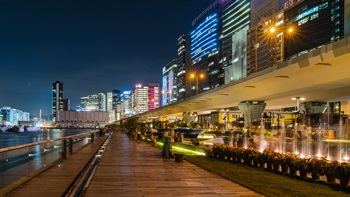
[69, 138, 73, 155]
[61, 139, 67, 159]
[90, 133, 95, 142]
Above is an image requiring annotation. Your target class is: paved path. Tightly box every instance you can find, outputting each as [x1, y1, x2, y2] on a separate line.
[4, 136, 107, 197]
[85, 132, 263, 197]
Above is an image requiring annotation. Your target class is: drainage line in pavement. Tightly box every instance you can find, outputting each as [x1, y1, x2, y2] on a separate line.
[62, 133, 111, 197]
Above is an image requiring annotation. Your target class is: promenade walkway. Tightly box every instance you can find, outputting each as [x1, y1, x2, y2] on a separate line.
[84, 132, 263, 197]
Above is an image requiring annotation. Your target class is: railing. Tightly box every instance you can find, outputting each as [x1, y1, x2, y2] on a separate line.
[0, 130, 101, 195]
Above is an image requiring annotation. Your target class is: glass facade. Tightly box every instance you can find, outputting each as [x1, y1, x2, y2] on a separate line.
[0, 107, 30, 126]
[221, 0, 251, 82]
[191, 13, 219, 64]
[284, 0, 346, 58]
[162, 60, 177, 106]
[80, 93, 106, 112]
[146, 83, 160, 110]
[176, 34, 191, 101]
[112, 89, 121, 120]
[132, 83, 160, 115]
[121, 91, 131, 119]
[52, 81, 64, 121]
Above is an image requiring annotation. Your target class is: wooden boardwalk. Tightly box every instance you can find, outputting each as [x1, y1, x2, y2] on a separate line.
[4, 136, 108, 197]
[84, 132, 263, 197]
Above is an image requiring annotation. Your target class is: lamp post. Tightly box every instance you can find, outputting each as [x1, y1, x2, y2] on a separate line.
[190, 73, 204, 95]
[268, 25, 295, 63]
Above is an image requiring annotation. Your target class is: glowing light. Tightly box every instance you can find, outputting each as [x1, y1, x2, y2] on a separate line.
[316, 154, 323, 158]
[156, 141, 206, 156]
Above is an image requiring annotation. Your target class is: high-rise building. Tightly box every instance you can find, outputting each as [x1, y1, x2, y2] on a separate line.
[107, 92, 114, 122]
[284, 0, 350, 59]
[52, 81, 64, 121]
[61, 98, 70, 111]
[250, 0, 281, 27]
[112, 89, 121, 121]
[221, 0, 251, 83]
[176, 34, 191, 101]
[145, 83, 160, 110]
[132, 84, 148, 115]
[162, 60, 177, 106]
[0, 107, 30, 126]
[121, 91, 132, 119]
[246, 0, 283, 76]
[190, 2, 221, 94]
[80, 93, 106, 112]
[131, 83, 160, 115]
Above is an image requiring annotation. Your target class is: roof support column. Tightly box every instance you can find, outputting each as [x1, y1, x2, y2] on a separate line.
[238, 101, 266, 127]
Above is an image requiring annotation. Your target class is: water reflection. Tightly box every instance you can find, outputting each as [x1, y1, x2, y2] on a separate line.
[0, 129, 96, 189]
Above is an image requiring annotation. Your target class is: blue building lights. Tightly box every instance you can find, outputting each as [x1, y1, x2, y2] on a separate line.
[191, 13, 219, 63]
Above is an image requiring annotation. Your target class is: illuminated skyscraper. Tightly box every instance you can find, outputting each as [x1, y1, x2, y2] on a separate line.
[176, 34, 191, 101]
[0, 107, 29, 126]
[131, 83, 160, 115]
[246, 0, 282, 76]
[284, 0, 350, 59]
[162, 60, 177, 106]
[107, 92, 114, 122]
[121, 91, 132, 119]
[80, 93, 106, 112]
[145, 83, 160, 110]
[52, 80, 64, 121]
[112, 89, 121, 121]
[190, 2, 221, 94]
[221, 0, 251, 83]
[132, 84, 148, 114]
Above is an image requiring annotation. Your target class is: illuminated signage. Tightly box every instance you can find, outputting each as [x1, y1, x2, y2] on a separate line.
[284, 0, 304, 10]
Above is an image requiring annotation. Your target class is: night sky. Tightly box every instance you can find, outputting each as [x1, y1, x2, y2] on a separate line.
[0, 0, 281, 117]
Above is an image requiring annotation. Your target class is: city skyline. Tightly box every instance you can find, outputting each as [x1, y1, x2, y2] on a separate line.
[0, 0, 217, 116]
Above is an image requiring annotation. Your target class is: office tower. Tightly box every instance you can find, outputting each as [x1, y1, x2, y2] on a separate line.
[61, 98, 70, 111]
[107, 92, 114, 122]
[250, 0, 281, 27]
[80, 93, 106, 111]
[162, 60, 177, 106]
[145, 83, 160, 110]
[221, 0, 251, 83]
[131, 83, 159, 115]
[132, 84, 148, 114]
[284, 0, 350, 59]
[112, 89, 121, 121]
[176, 34, 191, 101]
[190, 2, 221, 95]
[52, 80, 64, 122]
[121, 91, 132, 119]
[246, 0, 283, 76]
[0, 107, 29, 126]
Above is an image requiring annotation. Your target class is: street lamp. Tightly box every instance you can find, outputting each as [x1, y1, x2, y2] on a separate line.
[268, 25, 296, 63]
[190, 73, 204, 95]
